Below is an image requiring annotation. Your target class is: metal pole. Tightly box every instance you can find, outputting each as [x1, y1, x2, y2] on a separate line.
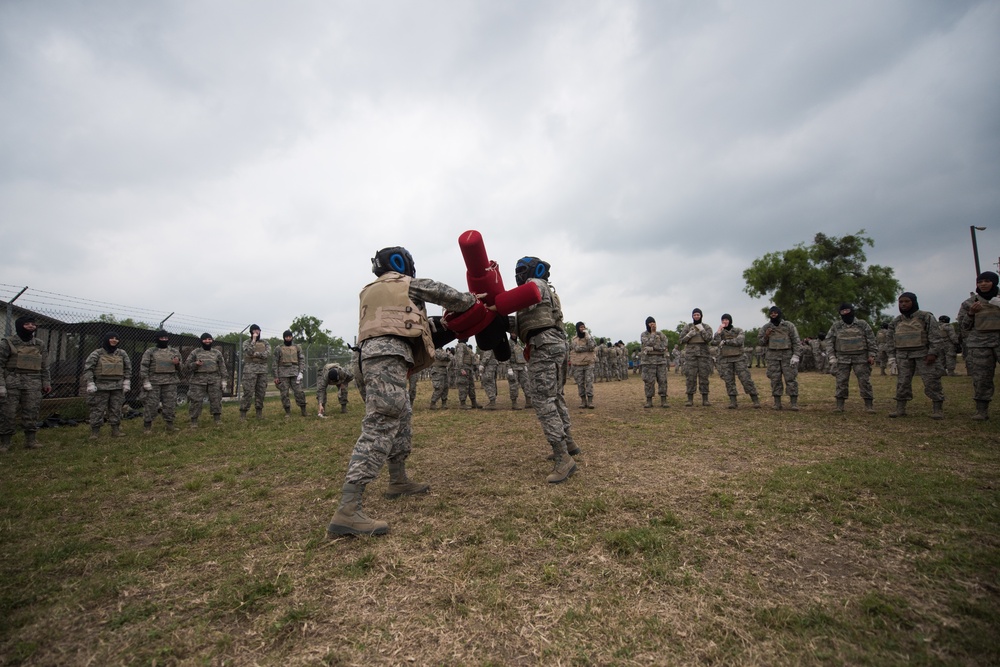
[971, 226, 987, 278]
[158, 312, 175, 330]
[236, 324, 250, 400]
[4, 286, 28, 337]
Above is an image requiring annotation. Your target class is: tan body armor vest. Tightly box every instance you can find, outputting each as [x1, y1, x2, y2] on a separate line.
[152, 348, 177, 374]
[719, 331, 743, 357]
[358, 273, 435, 373]
[767, 326, 791, 350]
[515, 282, 562, 344]
[973, 300, 1000, 332]
[894, 316, 927, 350]
[5, 338, 42, 372]
[97, 352, 125, 380]
[835, 324, 866, 354]
[278, 345, 299, 367]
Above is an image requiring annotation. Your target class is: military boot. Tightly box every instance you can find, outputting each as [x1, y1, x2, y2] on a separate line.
[486, 399, 498, 411]
[430, 401, 438, 410]
[384, 461, 430, 499]
[685, 394, 694, 407]
[341, 404, 347, 414]
[460, 400, 470, 410]
[255, 407, 263, 419]
[284, 407, 292, 419]
[888, 400, 907, 418]
[111, 424, 124, 437]
[972, 400, 990, 421]
[24, 431, 41, 449]
[587, 396, 595, 409]
[511, 398, 522, 410]
[772, 396, 783, 410]
[90, 426, 101, 440]
[864, 399, 875, 414]
[143, 421, 153, 435]
[472, 398, 482, 409]
[931, 401, 944, 420]
[751, 394, 761, 409]
[833, 398, 845, 413]
[644, 397, 653, 409]
[326, 484, 389, 537]
[788, 396, 800, 411]
[440, 398, 448, 410]
[189, 419, 199, 430]
[165, 421, 176, 433]
[702, 394, 711, 407]
[727, 396, 738, 410]
[660, 396, 668, 408]
[0, 433, 11, 452]
[213, 414, 222, 424]
[240, 410, 247, 422]
[579, 396, 588, 409]
[547, 441, 577, 484]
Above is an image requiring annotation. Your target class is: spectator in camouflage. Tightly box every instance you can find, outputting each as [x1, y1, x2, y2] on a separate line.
[640, 316, 669, 408]
[317, 362, 354, 417]
[480, 347, 500, 409]
[713, 314, 760, 409]
[274, 329, 307, 417]
[679, 308, 714, 406]
[759, 306, 803, 411]
[454, 339, 480, 409]
[887, 292, 944, 419]
[825, 304, 877, 413]
[139, 330, 182, 433]
[507, 334, 531, 410]
[429, 347, 451, 409]
[0, 316, 52, 450]
[240, 325, 270, 419]
[185, 333, 228, 428]
[957, 272, 1000, 420]
[83, 331, 132, 439]
[569, 322, 597, 409]
[937, 315, 959, 376]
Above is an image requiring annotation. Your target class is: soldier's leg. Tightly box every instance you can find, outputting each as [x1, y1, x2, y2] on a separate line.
[277, 378, 291, 410]
[89, 391, 109, 428]
[720, 361, 737, 396]
[254, 373, 267, 410]
[207, 382, 223, 417]
[108, 390, 125, 427]
[916, 357, 944, 403]
[160, 384, 178, 424]
[855, 361, 874, 401]
[697, 357, 711, 395]
[345, 356, 409, 486]
[895, 357, 916, 401]
[684, 359, 698, 396]
[784, 360, 799, 397]
[736, 362, 758, 397]
[19, 381, 41, 434]
[338, 384, 349, 411]
[767, 358, 784, 396]
[642, 365, 656, 399]
[143, 385, 160, 424]
[293, 378, 307, 409]
[188, 384, 206, 422]
[968, 347, 998, 402]
[834, 364, 851, 399]
[239, 373, 255, 412]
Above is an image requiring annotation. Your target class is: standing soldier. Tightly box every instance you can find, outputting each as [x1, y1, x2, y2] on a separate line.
[454, 339, 481, 409]
[185, 333, 228, 428]
[274, 329, 307, 417]
[326, 246, 478, 537]
[760, 306, 803, 411]
[511, 256, 579, 483]
[957, 272, 1000, 420]
[568, 322, 597, 409]
[0, 316, 52, 450]
[240, 325, 269, 420]
[887, 292, 944, 419]
[139, 330, 182, 434]
[640, 316, 670, 408]
[825, 304, 877, 413]
[83, 331, 131, 439]
[429, 347, 451, 409]
[937, 316, 959, 376]
[679, 308, 713, 406]
[876, 323, 890, 375]
[713, 314, 760, 409]
[317, 362, 354, 417]
[508, 334, 530, 410]
[480, 348, 500, 410]
[753, 343, 764, 368]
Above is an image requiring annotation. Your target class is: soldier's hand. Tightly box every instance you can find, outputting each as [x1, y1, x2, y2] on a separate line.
[274, 379, 281, 387]
[123, 380, 131, 392]
[925, 354, 937, 365]
[143, 381, 153, 391]
[868, 356, 875, 366]
[43, 385, 51, 395]
[195, 360, 203, 367]
[87, 382, 98, 394]
[221, 382, 228, 392]
[0, 386, 6, 398]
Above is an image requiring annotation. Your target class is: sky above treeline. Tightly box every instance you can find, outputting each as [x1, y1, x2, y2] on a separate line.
[2, 0, 998, 344]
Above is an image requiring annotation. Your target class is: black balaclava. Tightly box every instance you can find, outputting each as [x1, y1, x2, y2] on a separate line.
[939, 315, 951, 324]
[103, 331, 120, 353]
[881, 322, 889, 330]
[645, 316, 656, 332]
[692, 308, 703, 324]
[201, 333, 213, 350]
[839, 302, 855, 325]
[818, 332, 826, 341]
[155, 330, 169, 349]
[976, 271, 999, 300]
[721, 314, 733, 331]
[14, 316, 35, 342]
[283, 330, 293, 346]
[769, 307, 782, 325]
[899, 292, 919, 316]
[327, 367, 340, 384]
[249, 324, 262, 340]
[576, 322, 586, 338]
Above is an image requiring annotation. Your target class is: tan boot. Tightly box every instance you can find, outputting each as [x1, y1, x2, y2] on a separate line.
[864, 399, 875, 414]
[644, 397, 653, 409]
[833, 398, 845, 413]
[384, 462, 430, 499]
[727, 396, 738, 410]
[300, 405, 308, 417]
[240, 410, 247, 422]
[972, 400, 990, 421]
[111, 424, 124, 437]
[702, 394, 711, 407]
[751, 394, 761, 409]
[685, 394, 694, 407]
[587, 396, 595, 409]
[0, 433, 11, 452]
[772, 396, 782, 411]
[327, 484, 389, 537]
[888, 400, 907, 418]
[660, 396, 668, 409]
[24, 431, 41, 449]
[89, 426, 101, 440]
[547, 442, 577, 484]
[931, 401, 944, 420]
[486, 399, 498, 411]
[788, 396, 799, 411]
[143, 422, 153, 435]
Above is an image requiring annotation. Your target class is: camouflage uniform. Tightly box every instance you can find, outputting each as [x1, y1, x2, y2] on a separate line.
[887, 296, 944, 416]
[139, 341, 182, 427]
[957, 285, 1000, 419]
[640, 322, 669, 407]
[568, 328, 597, 408]
[184, 341, 228, 424]
[317, 362, 354, 415]
[760, 310, 803, 409]
[713, 321, 759, 407]
[679, 312, 714, 404]
[429, 348, 451, 408]
[82, 337, 131, 433]
[350, 346, 367, 403]
[825, 315, 877, 410]
[508, 337, 531, 409]
[0, 325, 51, 446]
[240, 332, 270, 415]
[938, 319, 960, 376]
[454, 340, 479, 408]
[273, 336, 307, 415]
[480, 348, 500, 408]
[753, 345, 764, 368]
[876, 326, 890, 375]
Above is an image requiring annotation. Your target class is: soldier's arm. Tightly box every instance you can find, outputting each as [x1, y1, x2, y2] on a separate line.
[218, 350, 228, 380]
[122, 350, 133, 378]
[789, 324, 802, 355]
[864, 323, 877, 354]
[409, 278, 478, 313]
[83, 349, 99, 384]
[139, 349, 152, 381]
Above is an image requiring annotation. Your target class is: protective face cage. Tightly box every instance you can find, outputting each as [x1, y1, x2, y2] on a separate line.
[514, 257, 550, 285]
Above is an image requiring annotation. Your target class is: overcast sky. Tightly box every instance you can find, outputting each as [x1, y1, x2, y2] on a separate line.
[2, 0, 998, 344]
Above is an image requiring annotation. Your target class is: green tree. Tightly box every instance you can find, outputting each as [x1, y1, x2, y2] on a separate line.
[97, 314, 152, 329]
[289, 315, 333, 345]
[742, 230, 901, 337]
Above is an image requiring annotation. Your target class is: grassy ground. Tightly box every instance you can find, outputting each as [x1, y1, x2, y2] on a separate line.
[1, 368, 997, 666]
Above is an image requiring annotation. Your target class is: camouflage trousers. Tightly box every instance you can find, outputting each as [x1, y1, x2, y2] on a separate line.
[457, 368, 477, 404]
[143, 384, 178, 424]
[430, 368, 450, 404]
[276, 376, 306, 410]
[572, 364, 595, 400]
[719, 358, 757, 397]
[832, 358, 873, 400]
[528, 342, 573, 447]
[0, 375, 43, 435]
[240, 371, 268, 412]
[765, 353, 799, 397]
[642, 362, 668, 398]
[942, 350, 958, 375]
[684, 355, 712, 395]
[345, 355, 413, 486]
[188, 382, 222, 420]
[965, 346, 999, 401]
[509, 366, 531, 403]
[89, 389, 124, 428]
[408, 374, 418, 404]
[482, 364, 498, 401]
[894, 353, 944, 402]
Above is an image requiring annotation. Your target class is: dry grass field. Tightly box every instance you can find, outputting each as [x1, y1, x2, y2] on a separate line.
[1, 368, 998, 666]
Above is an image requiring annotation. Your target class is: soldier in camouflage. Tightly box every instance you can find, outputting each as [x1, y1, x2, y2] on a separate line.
[569, 322, 597, 409]
[274, 329, 307, 417]
[83, 331, 131, 439]
[139, 330, 182, 434]
[640, 316, 669, 408]
[825, 304, 877, 413]
[240, 325, 270, 420]
[937, 315, 959, 377]
[887, 292, 944, 419]
[713, 314, 760, 409]
[759, 306, 803, 411]
[429, 347, 451, 409]
[326, 246, 478, 537]
[508, 334, 530, 410]
[480, 347, 500, 409]
[957, 272, 1000, 420]
[0, 316, 52, 450]
[876, 323, 890, 375]
[454, 338, 481, 409]
[184, 333, 228, 428]
[317, 362, 354, 417]
[679, 308, 714, 406]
